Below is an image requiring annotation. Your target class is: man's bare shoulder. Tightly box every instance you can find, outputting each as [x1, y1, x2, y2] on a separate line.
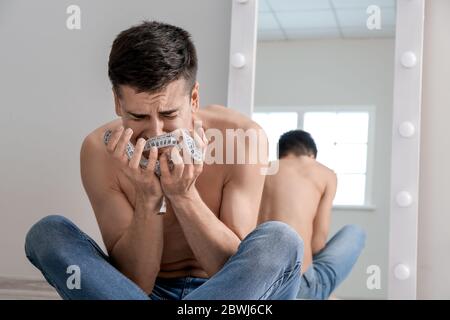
[201, 105, 262, 131]
[81, 119, 123, 157]
[314, 160, 336, 176]
[313, 161, 337, 191]
[310, 160, 336, 183]
[281, 157, 336, 194]
[80, 119, 123, 188]
[200, 105, 265, 181]
[82, 119, 122, 147]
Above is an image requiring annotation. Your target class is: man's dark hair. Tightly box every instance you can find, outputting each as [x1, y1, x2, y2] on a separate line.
[278, 130, 318, 159]
[108, 20, 198, 97]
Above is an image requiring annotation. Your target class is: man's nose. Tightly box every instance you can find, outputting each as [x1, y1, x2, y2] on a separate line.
[143, 119, 166, 139]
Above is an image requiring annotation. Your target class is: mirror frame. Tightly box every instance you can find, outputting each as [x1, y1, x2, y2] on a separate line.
[227, 0, 425, 299]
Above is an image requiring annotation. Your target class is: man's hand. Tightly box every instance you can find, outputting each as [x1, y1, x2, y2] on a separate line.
[159, 127, 207, 200]
[105, 126, 163, 210]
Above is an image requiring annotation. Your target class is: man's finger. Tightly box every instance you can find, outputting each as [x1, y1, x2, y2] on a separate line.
[145, 146, 158, 172]
[159, 152, 171, 177]
[182, 161, 195, 180]
[114, 127, 133, 158]
[178, 135, 194, 165]
[129, 138, 145, 169]
[191, 129, 205, 164]
[200, 127, 208, 145]
[192, 128, 204, 148]
[170, 147, 184, 179]
[106, 126, 124, 153]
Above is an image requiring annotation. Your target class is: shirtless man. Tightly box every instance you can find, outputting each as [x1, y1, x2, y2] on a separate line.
[24, 21, 304, 300]
[258, 130, 366, 299]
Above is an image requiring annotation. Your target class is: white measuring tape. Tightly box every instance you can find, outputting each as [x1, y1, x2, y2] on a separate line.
[103, 128, 203, 214]
[103, 128, 203, 175]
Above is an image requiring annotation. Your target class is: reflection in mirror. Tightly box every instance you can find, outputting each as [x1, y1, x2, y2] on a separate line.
[254, 0, 396, 299]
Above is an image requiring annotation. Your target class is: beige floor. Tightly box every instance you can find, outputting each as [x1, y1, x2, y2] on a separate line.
[0, 277, 60, 300]
[0, 276, 342, 300]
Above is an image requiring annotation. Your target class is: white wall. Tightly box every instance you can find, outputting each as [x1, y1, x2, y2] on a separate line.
[255, 39, 395, 299]
[417, 0, 450, 299]
[0, 0, 231, 278]
[2, 0, 447, 300]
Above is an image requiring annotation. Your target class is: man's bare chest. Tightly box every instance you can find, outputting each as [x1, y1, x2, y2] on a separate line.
[115, 163, 226, 222]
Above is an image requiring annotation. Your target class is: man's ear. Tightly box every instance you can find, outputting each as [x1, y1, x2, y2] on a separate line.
[190, 81, 200, 113]
[113, 89, 123, 117]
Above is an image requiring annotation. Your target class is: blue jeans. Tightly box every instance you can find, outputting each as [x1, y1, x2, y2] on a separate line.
[24, 215, 304, 300]
[297, 224, 366, 300]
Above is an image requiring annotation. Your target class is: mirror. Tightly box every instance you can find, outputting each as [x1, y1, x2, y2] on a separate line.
[252, 0, 397, 299]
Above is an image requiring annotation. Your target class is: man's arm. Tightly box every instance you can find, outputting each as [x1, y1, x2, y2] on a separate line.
[80, 134, 163, 294]
[311, 171, 337, 255]
[169, 159, 265, 277]
[162, 125, 266, 277]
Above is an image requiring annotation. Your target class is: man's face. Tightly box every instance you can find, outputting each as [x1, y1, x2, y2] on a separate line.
[114, 78, 199, 146]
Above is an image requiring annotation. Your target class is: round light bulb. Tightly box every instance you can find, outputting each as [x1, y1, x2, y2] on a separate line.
[396, 191, 413, 207]
[394, 264, 410, 280]
[401, 51, 417, 68]
[399, 122, 415, 138]
[231, 53, 246, 69]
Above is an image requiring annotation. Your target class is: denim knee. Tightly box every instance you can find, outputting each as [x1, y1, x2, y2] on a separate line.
[254, 221, 304, 270]
[24, 214, 77, 263]
[341, 224, 366, 250]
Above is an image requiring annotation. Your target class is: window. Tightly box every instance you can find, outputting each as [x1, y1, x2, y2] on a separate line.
[253, 107, 373, 207]
[303, 111, 369, 206]
[251, 112, 298, 161]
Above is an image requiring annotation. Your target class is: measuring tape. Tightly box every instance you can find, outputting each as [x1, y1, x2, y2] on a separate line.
[103, 128, 203, 175]
[103, 128, 203, 214]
